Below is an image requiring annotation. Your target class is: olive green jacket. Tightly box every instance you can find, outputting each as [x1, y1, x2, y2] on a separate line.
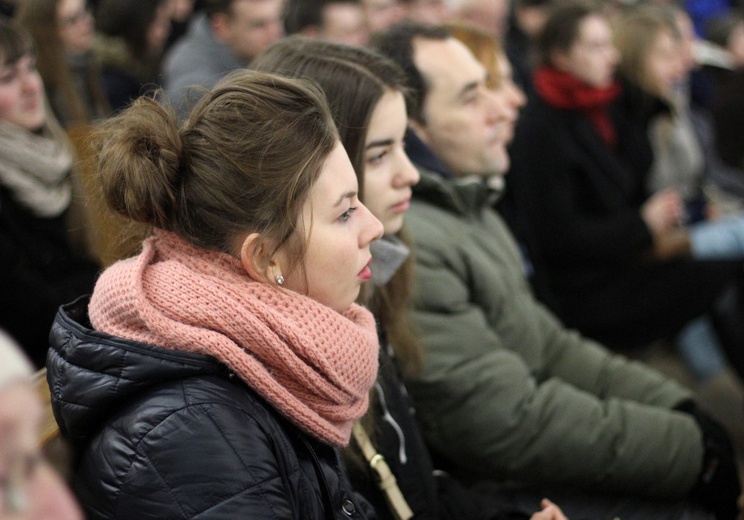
[405, 168, 702, 497]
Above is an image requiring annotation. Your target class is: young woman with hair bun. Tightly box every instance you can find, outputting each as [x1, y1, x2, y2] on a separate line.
[46, 69, 385, 519]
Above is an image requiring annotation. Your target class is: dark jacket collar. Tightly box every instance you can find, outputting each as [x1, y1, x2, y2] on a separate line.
[48, 296, 228, 443]
[404, 128, 455, 179]
[412, 164, 500, 220]
[405, 128, 504, 216]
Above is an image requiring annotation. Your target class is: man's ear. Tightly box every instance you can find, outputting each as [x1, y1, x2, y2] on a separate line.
[211, 12, 231, 43]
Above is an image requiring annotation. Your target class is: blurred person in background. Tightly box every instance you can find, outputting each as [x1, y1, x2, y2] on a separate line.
[16, 0, 110, 128]
[446, 0, 509, 39]
[284, 0, 369, 47]
[402, 0, 450, 25]
[361, 0, 406, 33]
[93, 0, 171, 112]
[0, 17, 99, 367]
[162, 0, 284, 118]
[164, 0, 197, 50]
[374, 18, 740, 520]
[0, 329, 82, 520]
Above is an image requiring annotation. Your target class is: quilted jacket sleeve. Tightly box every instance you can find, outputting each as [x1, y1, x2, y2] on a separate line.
[76, 383, 316, 520]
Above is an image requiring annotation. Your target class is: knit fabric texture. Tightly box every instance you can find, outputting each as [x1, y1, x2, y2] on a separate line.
[0, 120, 73, 217]
[89, 230, 380, 446]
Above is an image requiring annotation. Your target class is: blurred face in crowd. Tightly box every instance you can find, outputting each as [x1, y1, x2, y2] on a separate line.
[456, 0, 509, 39]
[363, 89, 419, 235]
[56, 0, 94, 54]
[0, 382, 82, 520]
[147, 2, 173, 54]
[643, 27, 686, 100]
[321, 2, 369, 47]
[214, 0, 285, 64]
[361, 0, 406, 33]
[491, 51, 525, 144]
[169, 0, 196, 22]
[411, 36, 511, 177]
[552, 13, 619, 88]
[0, 53, 45, 131]
[404, 0, 450, 25]
[270, 143, 383, 313]
[728, 20, 744, 67]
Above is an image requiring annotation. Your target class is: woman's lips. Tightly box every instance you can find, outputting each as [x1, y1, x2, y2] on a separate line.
[391, 197, 411, 214]
[358, 258, 372, 281]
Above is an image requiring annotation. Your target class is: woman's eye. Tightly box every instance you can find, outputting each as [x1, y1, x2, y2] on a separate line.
[339, 206, 358, 222]
[367, 151, 387, 166]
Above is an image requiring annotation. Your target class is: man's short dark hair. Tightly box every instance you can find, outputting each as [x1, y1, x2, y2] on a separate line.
[284, 0, 361, 35]
[202, 0, 237, 18]
[370, 21, 449, 124]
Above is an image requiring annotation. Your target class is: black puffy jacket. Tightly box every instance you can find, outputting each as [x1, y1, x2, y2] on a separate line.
[47, 297, 378, 520]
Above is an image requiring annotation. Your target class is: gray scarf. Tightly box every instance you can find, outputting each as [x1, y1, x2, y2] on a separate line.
[0, 121, 73, 217]
[370, 235, 410, 287]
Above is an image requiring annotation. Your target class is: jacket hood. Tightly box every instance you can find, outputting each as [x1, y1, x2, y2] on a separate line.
[47, 296, 227, 445]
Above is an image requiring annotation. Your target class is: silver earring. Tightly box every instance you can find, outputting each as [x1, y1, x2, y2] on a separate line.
[275, 274, 284, 285]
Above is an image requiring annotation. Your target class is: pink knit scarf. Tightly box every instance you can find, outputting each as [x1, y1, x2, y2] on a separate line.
[89, 231, 379, 446]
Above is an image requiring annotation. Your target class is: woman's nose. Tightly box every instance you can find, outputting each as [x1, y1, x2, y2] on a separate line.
[360, 203, 384, 245]
[393, 150, 420, 188]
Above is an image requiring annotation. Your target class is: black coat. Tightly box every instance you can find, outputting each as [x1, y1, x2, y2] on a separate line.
[0, 186, 98, 366]
[507, 91, 739, 348]
[48, 297, 377, 520]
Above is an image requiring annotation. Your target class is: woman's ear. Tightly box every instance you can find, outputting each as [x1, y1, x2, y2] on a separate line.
[239, 233, 284, 284]
[239, 233, 266, 281]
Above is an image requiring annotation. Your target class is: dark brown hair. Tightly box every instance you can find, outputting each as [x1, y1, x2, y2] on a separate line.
[94, 70, 338, 280]
[370, 21, 450, 125]
[95, 0, 167, 59]
[0, 15, 34, 66]
[536, 0, 603, 67]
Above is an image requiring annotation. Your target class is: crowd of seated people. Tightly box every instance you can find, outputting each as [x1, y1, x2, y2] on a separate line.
[2, 1, 744, 519]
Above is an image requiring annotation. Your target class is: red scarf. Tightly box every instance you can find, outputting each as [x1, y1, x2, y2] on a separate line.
[533, 66, 621, 147]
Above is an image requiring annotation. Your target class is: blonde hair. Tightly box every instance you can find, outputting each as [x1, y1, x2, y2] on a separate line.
[614, 4, 681, 100]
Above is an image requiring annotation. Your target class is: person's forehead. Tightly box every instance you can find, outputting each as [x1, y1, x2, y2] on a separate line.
[575, 14, 610, 42]
[232, 0, 283, 20]
[58, 0, 84, 15]
[325, 3, 364, 22]
[414, 37, 484, 95]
